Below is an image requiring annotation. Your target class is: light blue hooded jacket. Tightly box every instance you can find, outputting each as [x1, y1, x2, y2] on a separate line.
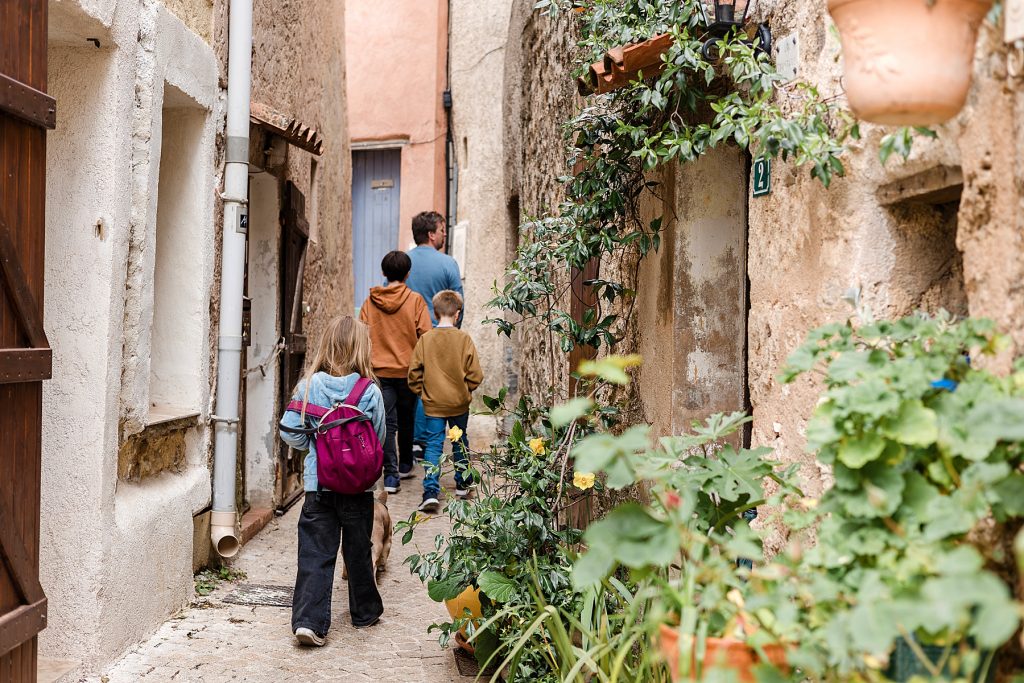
[279, 371, 386, 492]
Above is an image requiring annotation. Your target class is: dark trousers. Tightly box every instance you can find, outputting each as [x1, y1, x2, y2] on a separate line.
[292, 491, 383, 635]
[379, 377, 417, 477]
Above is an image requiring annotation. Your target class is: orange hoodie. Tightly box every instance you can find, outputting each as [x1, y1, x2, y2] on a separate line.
[359, 284, 432, 378]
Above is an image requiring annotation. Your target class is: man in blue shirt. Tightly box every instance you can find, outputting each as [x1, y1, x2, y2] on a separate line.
[405, 211, 464, 326]
[404, 211, 464, 469]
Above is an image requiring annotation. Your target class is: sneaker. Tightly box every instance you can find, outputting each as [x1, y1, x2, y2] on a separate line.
[353, 615, 381, 629]
[454, 485, 471, 498]
[383, 475, 401, 494]
[399, 464, 416, 480]
[412, 443, 425, 461]
[295, 627, 325, 647]
[418, 493, 441, 513]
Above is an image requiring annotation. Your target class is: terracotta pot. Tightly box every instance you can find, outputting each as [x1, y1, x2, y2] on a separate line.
[828, 0, 993, 125]
[445, 587, 483, 652]
[658, 624, 789, 683]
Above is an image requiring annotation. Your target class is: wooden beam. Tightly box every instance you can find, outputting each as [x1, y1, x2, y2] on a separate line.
[0, 600, 47, 657]
[0, 349, 51, 383]
[0, 73, 56, 130]
[877, 165, 964, 206]
[0, 217, 50, 349]
[0, 495, 45, 604]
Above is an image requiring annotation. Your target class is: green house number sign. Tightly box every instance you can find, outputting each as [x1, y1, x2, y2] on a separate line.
[752, 157, 771, 197]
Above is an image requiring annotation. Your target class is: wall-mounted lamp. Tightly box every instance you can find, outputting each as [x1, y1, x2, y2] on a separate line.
[701, 0, 771, 62]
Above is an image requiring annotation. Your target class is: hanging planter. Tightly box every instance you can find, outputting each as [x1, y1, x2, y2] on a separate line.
[828, 0, 993, 125]
[658, 625, 789, 683]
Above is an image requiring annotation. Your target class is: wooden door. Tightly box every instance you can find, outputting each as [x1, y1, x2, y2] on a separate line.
[0, 1, 55, 680]
[277, 182, 308, 507]
[351, 149, 401, 311]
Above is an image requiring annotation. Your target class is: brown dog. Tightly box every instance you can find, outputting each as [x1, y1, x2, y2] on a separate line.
[343, 488, 392, 582]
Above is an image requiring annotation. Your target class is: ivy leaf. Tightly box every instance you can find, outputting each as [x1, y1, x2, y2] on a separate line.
[477, 571, 518, 603]
[882, 400, 938, 447]
[550, 397, 595, 429]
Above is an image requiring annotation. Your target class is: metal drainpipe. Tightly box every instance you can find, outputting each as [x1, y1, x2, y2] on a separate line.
[210, 0, 254, 558]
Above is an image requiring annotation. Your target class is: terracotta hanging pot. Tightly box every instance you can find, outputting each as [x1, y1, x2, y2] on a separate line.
[658, 624, 789, 683]
[828, 0, 993, 125]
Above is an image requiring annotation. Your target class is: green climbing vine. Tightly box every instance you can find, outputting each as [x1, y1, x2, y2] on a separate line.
[488, 0, 858, 362]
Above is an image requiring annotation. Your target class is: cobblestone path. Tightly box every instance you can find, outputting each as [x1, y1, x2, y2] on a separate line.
[93, 468, 462, 683]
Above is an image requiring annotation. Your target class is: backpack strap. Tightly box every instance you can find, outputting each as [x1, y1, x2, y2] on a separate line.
[286, 400, 329, 418]
[343, 377, 374, 408]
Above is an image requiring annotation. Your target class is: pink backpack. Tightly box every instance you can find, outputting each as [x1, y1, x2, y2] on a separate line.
[281, 377, 384, 494]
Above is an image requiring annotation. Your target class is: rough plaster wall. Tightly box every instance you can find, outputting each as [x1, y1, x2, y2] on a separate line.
[746, 4, 1024, 509]
[40, 0, 219, 672]
[161, 0, 213, 43]
[252, 0, 350, 342]
[450, 0, 514, 415]
[41, 22, 129, 664]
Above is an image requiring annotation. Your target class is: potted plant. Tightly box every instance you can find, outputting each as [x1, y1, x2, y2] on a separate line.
[781, 312, 1024, 681]
[570, 409, 800, 682]
[444, 586, 483, 653]
[828, 0, 993, 125]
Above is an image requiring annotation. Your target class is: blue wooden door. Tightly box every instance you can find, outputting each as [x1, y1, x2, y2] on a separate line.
[352, 149, 401, 311]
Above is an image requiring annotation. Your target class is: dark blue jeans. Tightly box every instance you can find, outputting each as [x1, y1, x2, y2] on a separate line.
[379, 377, 417, 477]
[422, 412, 471, 495]
[292, 491, 383, 635]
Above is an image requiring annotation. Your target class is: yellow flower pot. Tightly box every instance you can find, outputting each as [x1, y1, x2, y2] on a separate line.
[445, 586, 483, 653]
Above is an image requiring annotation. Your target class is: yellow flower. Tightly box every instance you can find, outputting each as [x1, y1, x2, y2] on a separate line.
[447, 425, 464, 442]
[573, 472, 595, 490]
[528, 437, 546, 455]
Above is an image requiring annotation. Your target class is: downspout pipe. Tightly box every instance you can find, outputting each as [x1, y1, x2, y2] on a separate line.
[210, 0, 254, 558]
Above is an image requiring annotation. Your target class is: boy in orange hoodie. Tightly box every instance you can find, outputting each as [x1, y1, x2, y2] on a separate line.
[359, 251, 432, 493]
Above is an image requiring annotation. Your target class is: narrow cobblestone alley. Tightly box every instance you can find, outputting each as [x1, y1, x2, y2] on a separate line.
[90, 470, 464, 683]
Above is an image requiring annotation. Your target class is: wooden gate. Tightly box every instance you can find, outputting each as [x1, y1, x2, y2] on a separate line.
[0, 1, 54, 680]
[277, 182, 308, 507]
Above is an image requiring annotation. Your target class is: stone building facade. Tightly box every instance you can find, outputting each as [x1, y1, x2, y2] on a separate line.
[39, 0, 349, 674]
[501, 1, 1023, 498]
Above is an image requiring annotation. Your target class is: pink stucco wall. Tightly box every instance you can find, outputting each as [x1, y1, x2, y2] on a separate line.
[345, 0, 448, 248]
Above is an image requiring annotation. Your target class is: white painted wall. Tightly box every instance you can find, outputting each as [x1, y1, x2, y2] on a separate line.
[150, 93, 209, 414]
[245, 172, 282, 510]
[40, 0, 219, 672]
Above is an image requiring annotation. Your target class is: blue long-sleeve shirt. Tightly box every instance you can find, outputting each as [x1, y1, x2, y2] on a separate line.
[406, 244, 464, 326]
[279, 371, 386, 492]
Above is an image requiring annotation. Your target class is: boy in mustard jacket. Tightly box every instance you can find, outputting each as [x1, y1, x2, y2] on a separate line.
[407, 290, 483, 512]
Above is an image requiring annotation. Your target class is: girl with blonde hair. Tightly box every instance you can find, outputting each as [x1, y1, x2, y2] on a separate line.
[280, 315, 385, 646]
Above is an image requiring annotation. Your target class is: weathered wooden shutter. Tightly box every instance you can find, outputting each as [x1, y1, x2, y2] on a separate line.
[277, 182, 308, 506]
[0, 1, 55, 680]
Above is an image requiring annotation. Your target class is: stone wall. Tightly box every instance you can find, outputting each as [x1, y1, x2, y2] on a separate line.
[505, 3, 1024, 486]
[502, 0, 582, 399]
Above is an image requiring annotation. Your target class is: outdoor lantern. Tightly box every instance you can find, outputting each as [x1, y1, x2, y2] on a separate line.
[704, 0, 751, 27]
[700, 0, 771, 61]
